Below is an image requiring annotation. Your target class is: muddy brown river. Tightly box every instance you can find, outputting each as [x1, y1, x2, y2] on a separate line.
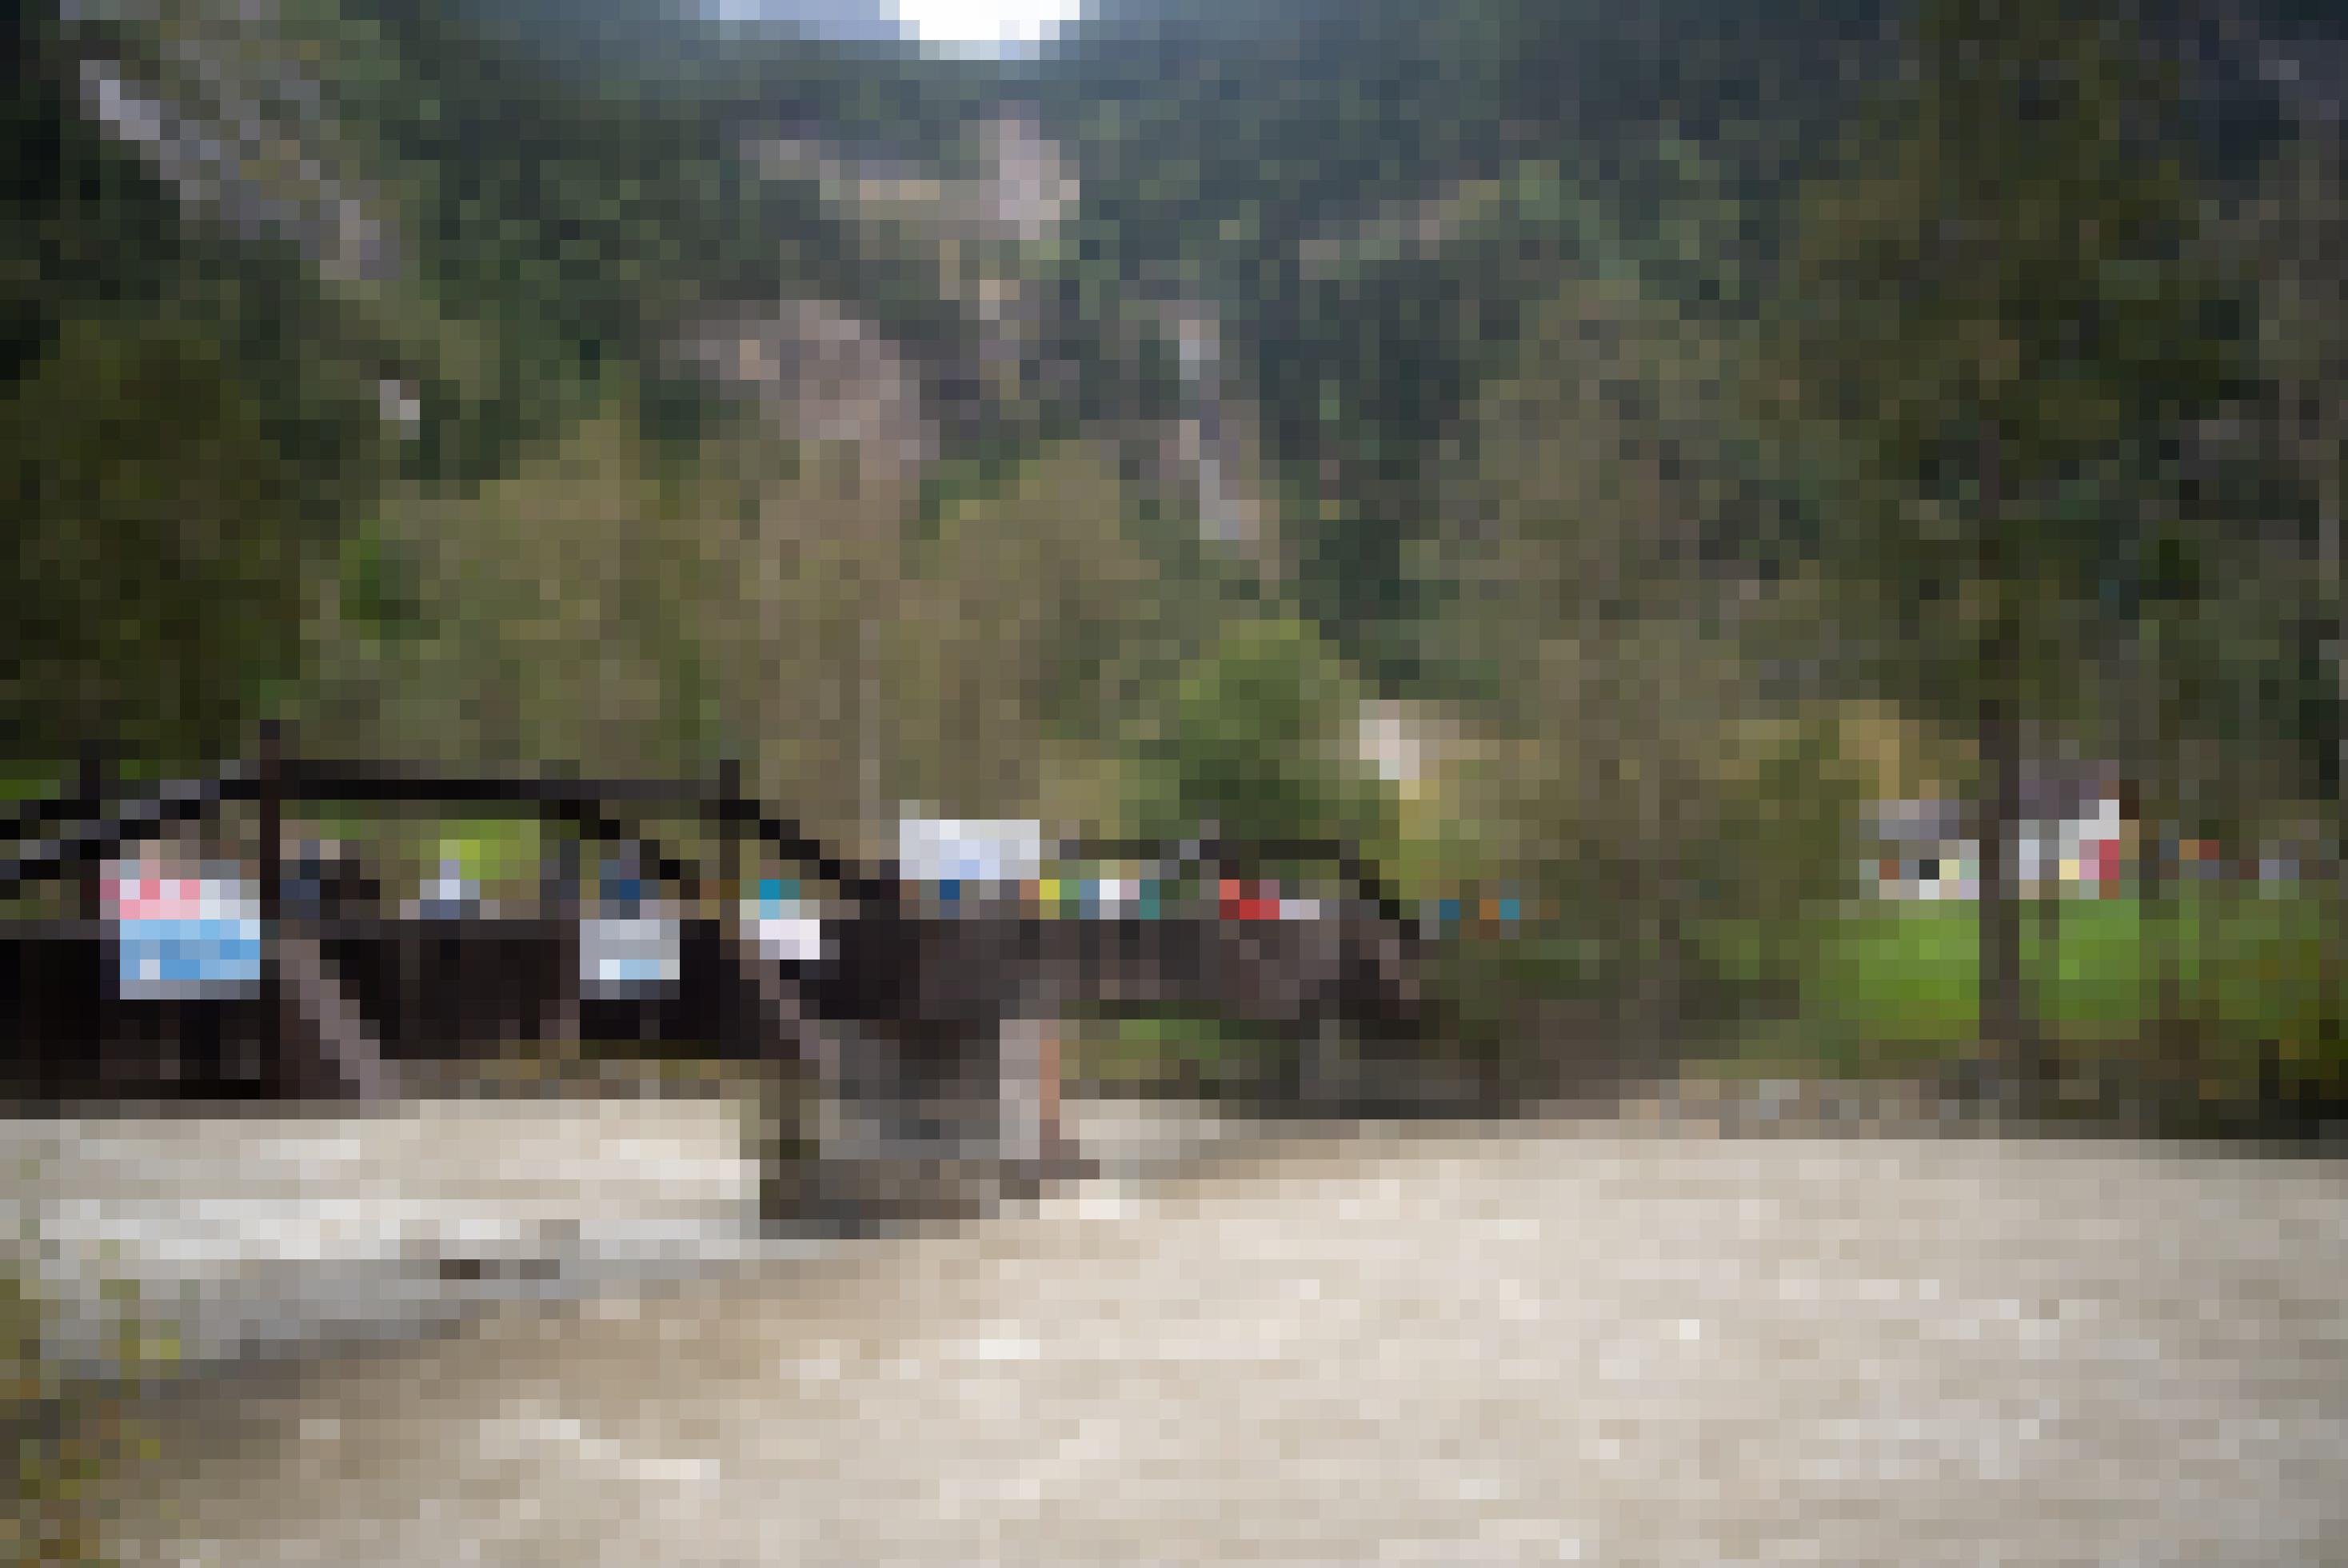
[82, 1116, 2348, 1565]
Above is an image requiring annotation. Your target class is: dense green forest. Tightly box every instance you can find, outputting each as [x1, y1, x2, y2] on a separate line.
[4, 0, 2342, 1109]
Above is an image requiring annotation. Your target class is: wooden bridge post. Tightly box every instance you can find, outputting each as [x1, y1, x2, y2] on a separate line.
[715, 757, 742, 1051]
[259, 717, 283, 1084]
[999, 957, 1070, 1175]
[545, 829, 581, 1048]
[75, 740, 112, 924]
[259, 720, 397, 1102]
[717, 758, 741, 906]
[1302, 1009, 1358, 1114]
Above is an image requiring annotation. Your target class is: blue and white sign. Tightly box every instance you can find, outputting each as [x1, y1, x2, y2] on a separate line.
[745, 880, 829, 965]
[106, 865, 262, 999]
[581, 916, 681, 999]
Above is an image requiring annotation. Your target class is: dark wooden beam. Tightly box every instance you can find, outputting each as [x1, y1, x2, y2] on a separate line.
[274, 932, 398, 1102]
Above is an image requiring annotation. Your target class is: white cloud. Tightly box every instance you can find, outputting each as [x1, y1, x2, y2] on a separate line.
[886, 0, 1087, 51]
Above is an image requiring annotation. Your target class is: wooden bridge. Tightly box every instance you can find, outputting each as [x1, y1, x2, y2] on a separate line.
[1, 728, 1436, 1202]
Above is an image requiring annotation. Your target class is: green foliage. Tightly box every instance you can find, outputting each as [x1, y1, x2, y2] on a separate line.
[1130, 614, 1394, 850]
[2, 313, 315, 764]
[1754, 2, 2258, 1082]
[2232, 126, 2348, 812]
[886, 440, 1174, 825]
[1071, 1014, 1295, 1096]
[2, 2, 191, 387]
[308, 397, 773, 776]
[1696, 722, 1875, 1002]
[1759, 1, 2246, 711]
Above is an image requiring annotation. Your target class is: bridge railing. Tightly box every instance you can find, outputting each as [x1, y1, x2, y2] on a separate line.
[0, 728, 1438, 947]
[2, 732, 1468, 1121]
[0, 740, 888, 909]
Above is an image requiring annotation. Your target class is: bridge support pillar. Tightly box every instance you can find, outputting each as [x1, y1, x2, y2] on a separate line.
[273, 933, 397, 1102]
[997, 1015, 1062, 1168]
[1301, 1015, 1359, 1114]
[993, 940, 1077, 1179]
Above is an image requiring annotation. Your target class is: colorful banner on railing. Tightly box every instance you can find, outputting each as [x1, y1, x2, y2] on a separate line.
[104, 865, 263, 999]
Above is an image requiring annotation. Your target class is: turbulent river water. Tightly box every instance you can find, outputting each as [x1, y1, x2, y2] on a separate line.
[26, 1099, 2348, 1566]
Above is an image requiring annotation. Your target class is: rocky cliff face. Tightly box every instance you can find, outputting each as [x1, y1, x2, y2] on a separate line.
[65, 0, 402, 285]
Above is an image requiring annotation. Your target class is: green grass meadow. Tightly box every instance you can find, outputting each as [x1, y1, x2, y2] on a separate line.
[1722, 888, 2346, 1095]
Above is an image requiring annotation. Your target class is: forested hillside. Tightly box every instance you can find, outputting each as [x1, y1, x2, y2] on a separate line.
[5, 0, 2342, 1100]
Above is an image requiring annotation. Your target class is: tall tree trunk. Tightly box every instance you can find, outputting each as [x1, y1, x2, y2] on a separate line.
[2136, 767, 2183, 1119]
[2277, 120, 2347, 1102]
[2037, 851, 2061, 1090]
[2316, 467, 2346, 1119]
[1651, 860, 1692, 1072]
[1976, 421, 2037, 1110]
[2130, 567, 2185, 1122]
[1979, 677, 2032, 1108]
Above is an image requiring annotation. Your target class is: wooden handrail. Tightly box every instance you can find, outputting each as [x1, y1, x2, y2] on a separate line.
[0, 763, 254, 897]
[2, 744, 1417, 934]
